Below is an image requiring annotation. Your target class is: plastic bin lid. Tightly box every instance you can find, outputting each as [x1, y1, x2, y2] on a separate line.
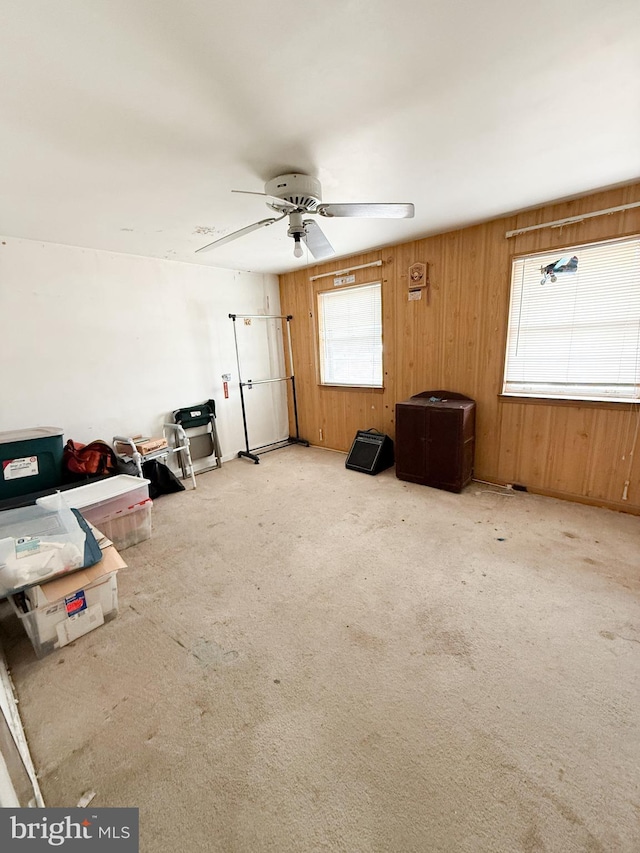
[37, 474, 151, 510]
[0, 427, 63, 443]
[0, 502, 70, 538]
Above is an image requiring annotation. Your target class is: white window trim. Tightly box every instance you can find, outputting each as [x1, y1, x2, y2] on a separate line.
[503, 235, 640, 404]
[317, 281, 383, 389]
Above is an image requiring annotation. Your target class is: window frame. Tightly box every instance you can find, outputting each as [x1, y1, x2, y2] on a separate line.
[502, 235, 640, 405]
[316, 280, 384, 389]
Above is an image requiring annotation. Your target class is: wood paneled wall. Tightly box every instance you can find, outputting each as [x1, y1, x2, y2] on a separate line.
[279, 183, 640, 513]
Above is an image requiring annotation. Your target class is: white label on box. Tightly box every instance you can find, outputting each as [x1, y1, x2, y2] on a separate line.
[56, 603, 104, 648]
[408, 289, 422, 301]
[3, 456, 39, 480]
[15, 536, 41, 558]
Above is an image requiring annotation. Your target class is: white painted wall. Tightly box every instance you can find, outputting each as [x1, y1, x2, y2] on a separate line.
[0, 238, 288, 461]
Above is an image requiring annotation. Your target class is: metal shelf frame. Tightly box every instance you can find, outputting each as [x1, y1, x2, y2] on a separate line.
[229, 313, 309, 464]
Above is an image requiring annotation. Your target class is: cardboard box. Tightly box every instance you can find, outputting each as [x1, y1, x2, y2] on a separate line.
[25, 545, 125, 608]
[114, 436, 167, 456]
[9, 545, 126, 658]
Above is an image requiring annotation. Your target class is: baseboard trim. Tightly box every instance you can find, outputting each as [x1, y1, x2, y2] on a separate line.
[526, 486, 640, 516]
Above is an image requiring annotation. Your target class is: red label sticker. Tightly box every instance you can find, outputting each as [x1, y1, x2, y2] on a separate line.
[65, 590, 87, 616]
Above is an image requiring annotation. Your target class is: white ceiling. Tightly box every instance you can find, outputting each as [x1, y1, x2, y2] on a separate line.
[1, 1, 639, 275]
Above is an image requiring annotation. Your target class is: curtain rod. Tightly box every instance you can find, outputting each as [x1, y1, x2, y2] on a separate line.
[505, 201, 640, 238]
[309, 260, 383, 281]
[229, 313, 292, 320]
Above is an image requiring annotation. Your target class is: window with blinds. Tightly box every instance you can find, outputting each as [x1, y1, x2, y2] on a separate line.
[503, 236, 640, 402]
[318, 282, 383, 387]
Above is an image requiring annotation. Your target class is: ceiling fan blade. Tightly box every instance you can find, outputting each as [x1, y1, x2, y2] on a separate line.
[302, 220, 335, 260]
[317, 202, 415, 219]
[195, 215, 286, 253]
[232, 190, 299, 211]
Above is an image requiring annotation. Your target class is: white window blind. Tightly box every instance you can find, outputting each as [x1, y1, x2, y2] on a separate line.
[503, 236, 640, 402]
[318, 282, 383, 387]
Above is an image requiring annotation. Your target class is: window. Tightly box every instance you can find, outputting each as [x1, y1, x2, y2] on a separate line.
[318, 282, 383, 387]
[503, 236, 640, 403]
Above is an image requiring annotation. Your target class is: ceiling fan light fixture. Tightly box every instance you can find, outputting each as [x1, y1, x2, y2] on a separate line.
[195, 172, 414, 260]
[265, 173, 322, 210]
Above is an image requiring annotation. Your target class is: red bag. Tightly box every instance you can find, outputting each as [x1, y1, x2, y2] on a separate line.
[63, 439, 118, 476]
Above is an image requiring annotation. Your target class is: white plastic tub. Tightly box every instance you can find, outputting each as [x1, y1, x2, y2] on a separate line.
[93, 499, 153, 551]
[37, 474, 150, 536]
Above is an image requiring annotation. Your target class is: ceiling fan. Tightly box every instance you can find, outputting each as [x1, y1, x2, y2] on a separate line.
[195, 173, 415, 260]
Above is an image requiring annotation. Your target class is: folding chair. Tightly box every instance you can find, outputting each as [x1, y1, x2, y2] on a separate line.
[172, 399, 222, 476]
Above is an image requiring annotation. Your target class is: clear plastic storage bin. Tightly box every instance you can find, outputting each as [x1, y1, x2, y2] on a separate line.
[0, 498, 87, 597]
[9, 566, 119, 658]
[93, 499, 152, 550]
[37, 475, 149, 525]
[37, 475, 152, 550]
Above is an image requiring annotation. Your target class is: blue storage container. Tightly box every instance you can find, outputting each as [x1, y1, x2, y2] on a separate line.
[0, 427, 64, 500]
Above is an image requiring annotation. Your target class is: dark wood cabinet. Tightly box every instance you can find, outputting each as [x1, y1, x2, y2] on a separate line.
[395, 391, 475, 492]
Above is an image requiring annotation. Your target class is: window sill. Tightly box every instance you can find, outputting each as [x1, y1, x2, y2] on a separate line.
[319, 384, 384, 392]
[499, 394, 639, 410]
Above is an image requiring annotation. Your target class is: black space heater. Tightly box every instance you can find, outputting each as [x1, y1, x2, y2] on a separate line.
[345, 429, 394, 475]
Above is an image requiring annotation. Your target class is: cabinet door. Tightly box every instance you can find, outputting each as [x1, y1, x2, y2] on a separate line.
[395, 404, 427, 482]
[425, 408, 462, 490]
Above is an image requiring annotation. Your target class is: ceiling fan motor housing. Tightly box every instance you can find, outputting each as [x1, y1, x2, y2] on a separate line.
[265, 173, 322, 210]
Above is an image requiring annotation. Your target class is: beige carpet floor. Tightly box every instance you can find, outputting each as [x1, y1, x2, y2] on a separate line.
[1, 445, 639, 852]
